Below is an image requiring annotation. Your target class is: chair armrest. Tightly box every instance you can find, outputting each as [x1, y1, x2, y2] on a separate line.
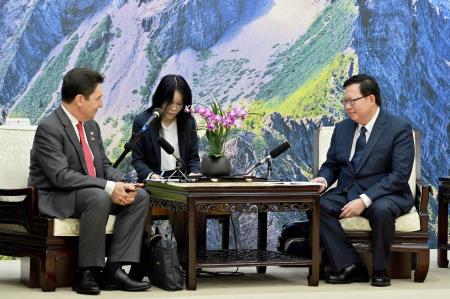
[0, 186, 37, 233]
[415, 179, 431, 232]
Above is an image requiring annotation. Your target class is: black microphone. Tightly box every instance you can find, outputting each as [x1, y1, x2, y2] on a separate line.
[255, 141, 291, 167]
[156, 136, 185, 169]
[140, 108, 163, 133]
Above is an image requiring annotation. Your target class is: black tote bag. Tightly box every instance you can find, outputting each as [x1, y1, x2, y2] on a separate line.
[146, 233, 184, 291]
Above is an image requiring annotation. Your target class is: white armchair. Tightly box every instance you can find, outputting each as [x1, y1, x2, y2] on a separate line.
[0, 120, 115, 291]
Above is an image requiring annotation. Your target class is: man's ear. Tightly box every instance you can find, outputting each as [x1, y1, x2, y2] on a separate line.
[74, 94, 84, 107]
[368, 94, 377, 105]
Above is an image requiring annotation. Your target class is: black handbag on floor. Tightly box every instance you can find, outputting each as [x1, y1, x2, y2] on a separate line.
[277, 220, 311, 258]
[129, 229, 184, 291]
[146, 233, 184, 291]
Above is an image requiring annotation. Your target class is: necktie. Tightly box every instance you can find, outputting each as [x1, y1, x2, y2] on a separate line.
[76, 122, 96, 177]
[351, 126, 367, 171]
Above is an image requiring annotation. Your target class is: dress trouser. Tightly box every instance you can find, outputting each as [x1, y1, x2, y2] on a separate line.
[74, 188, 150, 268]
[320, 192, 402, 272]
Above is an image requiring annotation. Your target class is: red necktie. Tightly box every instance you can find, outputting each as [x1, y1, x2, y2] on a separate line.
[76, 122, 96, 177]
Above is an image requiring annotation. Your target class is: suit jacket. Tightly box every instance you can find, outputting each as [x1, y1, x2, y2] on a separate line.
[131, 109, 201, 182]
[29, 106, 124, 218]
[318, 110, 415, 213]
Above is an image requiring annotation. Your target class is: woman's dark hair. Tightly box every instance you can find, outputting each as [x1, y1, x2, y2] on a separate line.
[61, 68, 104, 103]
[148, 74, 194, 136]
[343, 74, 381, 106]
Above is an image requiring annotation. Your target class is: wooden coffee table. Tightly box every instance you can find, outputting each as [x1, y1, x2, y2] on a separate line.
[145, 181, 321, 290]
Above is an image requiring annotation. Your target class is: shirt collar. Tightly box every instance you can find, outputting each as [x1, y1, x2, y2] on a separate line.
[358, 107, 380, 134]
[61, 104, 80, 127]
[161, 119, 177, 130]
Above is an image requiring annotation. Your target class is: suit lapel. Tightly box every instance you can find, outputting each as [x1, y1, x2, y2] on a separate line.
[150, 124, 161, 171]
[344, 121, 358, 169]
[56, 107, 89, 175]
[177, 121, 186, 163]
[354, 110, 387, 174]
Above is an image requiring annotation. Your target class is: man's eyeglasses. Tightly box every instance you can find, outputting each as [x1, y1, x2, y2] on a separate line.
[341, 95, 366, 107]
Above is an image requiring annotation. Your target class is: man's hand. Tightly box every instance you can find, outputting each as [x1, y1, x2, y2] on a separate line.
[310, 177, 327, 193]
[340, 198, 366, 218]
[111, 182, 137, 205]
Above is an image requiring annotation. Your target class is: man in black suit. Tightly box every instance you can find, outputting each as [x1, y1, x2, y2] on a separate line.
[311, 74, 414, 287]
[29, 68, 151, 295]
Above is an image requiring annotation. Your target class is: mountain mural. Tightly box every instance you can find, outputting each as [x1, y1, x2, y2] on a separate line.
[0, 0, 448, 248]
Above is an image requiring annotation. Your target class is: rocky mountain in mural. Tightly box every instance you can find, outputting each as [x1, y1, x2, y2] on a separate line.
[0, 0, 448, 247]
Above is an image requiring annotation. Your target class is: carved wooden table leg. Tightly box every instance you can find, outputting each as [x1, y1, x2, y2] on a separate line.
[256, 212, 267, 274]
[186, 199, 197, 290]
[308, 192, 320, 286]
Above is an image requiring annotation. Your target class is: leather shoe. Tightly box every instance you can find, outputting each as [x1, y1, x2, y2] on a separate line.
[72, 269, 101, 295]
[371, 272, 391, 287]
[101, 268, 151, 291]
[325, 264, 369, 284]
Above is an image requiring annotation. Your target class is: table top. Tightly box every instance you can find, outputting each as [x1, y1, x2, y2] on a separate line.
[146, 180, 322, 189]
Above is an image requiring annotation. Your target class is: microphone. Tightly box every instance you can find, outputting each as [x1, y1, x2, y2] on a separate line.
[156, 136, 185, 169]
[255, 141, 291, 167]
[140, 108, 163, 133]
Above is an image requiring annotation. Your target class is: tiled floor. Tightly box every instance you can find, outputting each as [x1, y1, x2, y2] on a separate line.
[0, 250, 449, 299]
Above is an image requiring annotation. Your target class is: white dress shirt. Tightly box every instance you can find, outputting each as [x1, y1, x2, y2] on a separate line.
[160, 119, 180, 173]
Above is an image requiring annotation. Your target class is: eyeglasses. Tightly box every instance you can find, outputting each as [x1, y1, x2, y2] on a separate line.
[341, 95, 366, 106]
[168, 102, 184, 109]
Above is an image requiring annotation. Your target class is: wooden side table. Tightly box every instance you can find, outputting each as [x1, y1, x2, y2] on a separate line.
[438, 177, 450, 268]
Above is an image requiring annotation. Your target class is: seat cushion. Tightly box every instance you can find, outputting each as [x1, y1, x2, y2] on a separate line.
[53, 215, 116, 236]
[0, 215, 116, 236]
[339, 206, 421, 232]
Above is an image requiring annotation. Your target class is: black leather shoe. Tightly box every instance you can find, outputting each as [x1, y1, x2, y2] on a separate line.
[325, 264, 369, 284]
[128, 263, 146, 281]
[102, 268, 151, 291]
[371, 272, 391, 287]
[72, 269, 101, 295]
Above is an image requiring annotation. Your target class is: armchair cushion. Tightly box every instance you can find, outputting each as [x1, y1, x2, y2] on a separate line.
[339, 206, 420, 232]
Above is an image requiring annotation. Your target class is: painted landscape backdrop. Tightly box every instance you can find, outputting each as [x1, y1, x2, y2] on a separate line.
[0, 0, 448, 248]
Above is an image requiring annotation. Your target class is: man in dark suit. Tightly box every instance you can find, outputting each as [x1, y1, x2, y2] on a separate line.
[29, 68, 151, 295]
[311, 74, 414, 287]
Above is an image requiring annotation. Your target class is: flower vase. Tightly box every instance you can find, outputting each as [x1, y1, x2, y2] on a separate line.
[201, 155, 232, 177]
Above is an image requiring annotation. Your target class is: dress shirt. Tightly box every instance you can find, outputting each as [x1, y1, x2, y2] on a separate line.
[160, 119, 180, 173]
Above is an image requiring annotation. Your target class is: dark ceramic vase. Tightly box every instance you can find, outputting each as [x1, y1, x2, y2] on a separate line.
[200, 155, 232, 177]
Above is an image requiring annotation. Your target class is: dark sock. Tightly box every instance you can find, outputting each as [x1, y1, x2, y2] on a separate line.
[105, 262, 121, 274]
[373, 270, 385, 276]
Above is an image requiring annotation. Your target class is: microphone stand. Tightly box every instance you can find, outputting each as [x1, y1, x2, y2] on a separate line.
[113, 131, 143, 168]
[165, 159, 189, 182]
[266, 160, 272, 181]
